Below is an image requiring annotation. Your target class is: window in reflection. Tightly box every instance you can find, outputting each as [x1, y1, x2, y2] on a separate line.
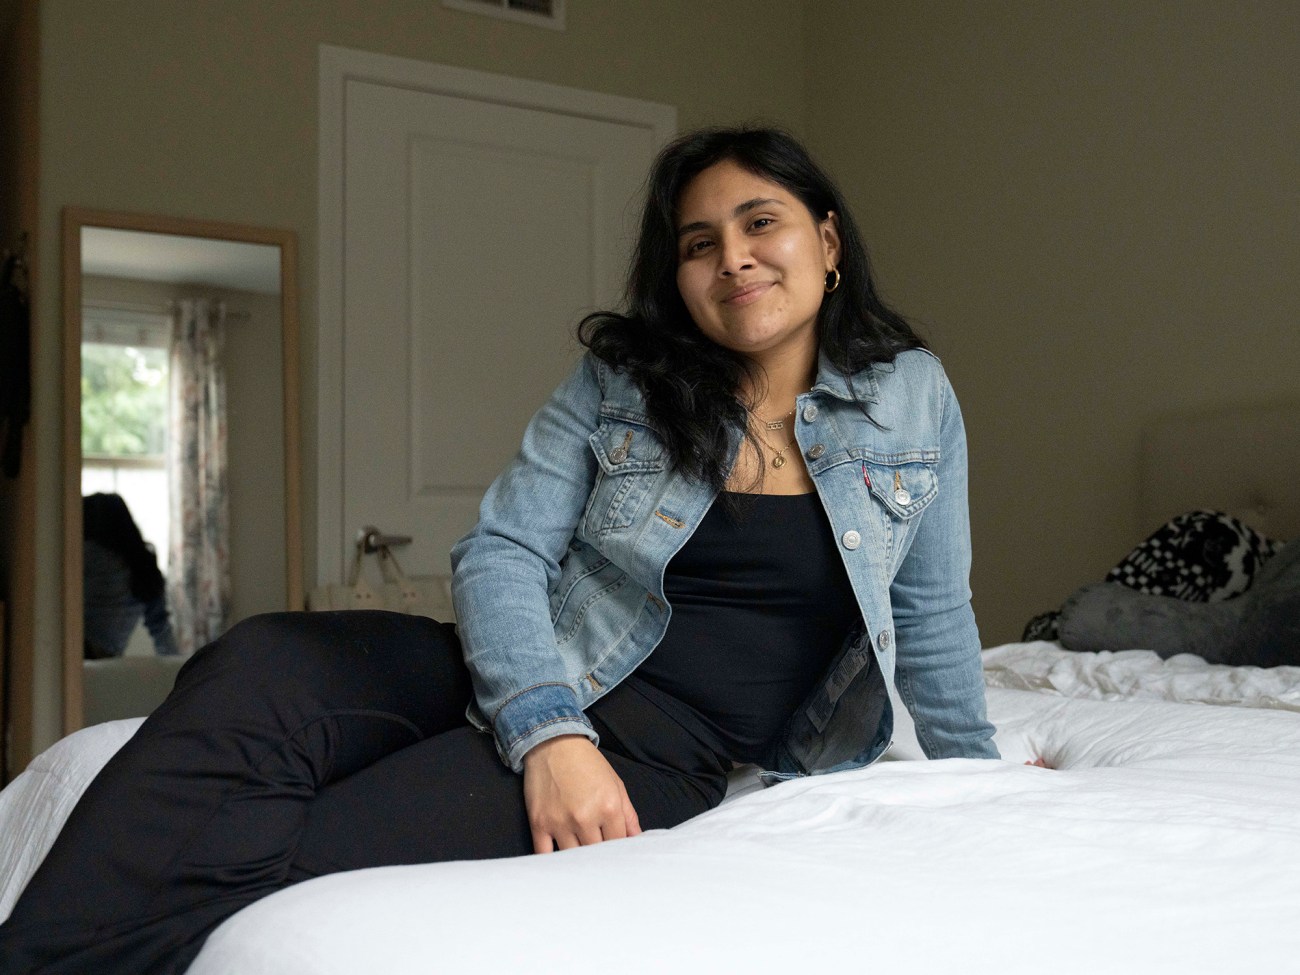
[80, 296, 236, 655]
[82, 308, 178, 658]
[82, 325, 172, 578]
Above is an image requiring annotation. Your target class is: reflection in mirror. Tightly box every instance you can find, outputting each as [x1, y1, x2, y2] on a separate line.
[63, 211, 301, 731]
[81, 491, 178, 659]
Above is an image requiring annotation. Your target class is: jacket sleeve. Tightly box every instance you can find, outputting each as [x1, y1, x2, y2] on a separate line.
[450, 353, 605, 772]
[888, 368, 1000, 760]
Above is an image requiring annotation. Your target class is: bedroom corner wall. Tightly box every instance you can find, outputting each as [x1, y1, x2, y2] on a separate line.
[805, 0, 1300, 643]
[21, 0, 808, 761]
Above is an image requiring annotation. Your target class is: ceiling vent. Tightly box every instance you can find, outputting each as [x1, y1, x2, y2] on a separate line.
[443, 0, 565, 31]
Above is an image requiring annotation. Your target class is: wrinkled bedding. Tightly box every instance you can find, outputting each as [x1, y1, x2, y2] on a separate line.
[983, 640, 1300, 712]
[4, 673, 1299, 973]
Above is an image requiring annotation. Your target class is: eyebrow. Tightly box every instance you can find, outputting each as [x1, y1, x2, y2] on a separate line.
[676, 197, 786, 238]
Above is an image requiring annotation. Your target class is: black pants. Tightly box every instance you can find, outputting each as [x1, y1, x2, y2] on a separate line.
[0, 612, 729, 975]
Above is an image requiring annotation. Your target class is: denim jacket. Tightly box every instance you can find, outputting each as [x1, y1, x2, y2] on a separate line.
[450, 347, 999, 778]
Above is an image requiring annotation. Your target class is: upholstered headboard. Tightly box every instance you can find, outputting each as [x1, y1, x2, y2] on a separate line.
[1140, 403, 1300, 542]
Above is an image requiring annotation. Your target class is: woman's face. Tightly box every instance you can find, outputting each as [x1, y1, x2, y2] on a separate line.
[674, 159, 840, 364]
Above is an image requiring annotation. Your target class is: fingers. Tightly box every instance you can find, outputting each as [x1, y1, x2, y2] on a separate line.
[530, 810, 625, 853]
[622, 788, 642, 838]
[560, 830, 589, 851]
[522, 737, 643, 854]
[542, 798, 625, 847]
[532, 829, 582, 854]
[601, 810, 628, 842]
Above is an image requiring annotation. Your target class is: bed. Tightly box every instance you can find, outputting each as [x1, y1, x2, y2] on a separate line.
[2, 404, 1297, 972]
[4, 668, 1299, 973]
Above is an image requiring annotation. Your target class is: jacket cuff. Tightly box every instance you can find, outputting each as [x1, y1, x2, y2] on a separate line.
[495, 682, 598, 773]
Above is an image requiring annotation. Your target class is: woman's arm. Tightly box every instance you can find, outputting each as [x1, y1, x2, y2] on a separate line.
[450, 353, 607, 770]
[141, 590, 179, 656]
[888, 370, 1000, 760]
[452, 354, 646, 849]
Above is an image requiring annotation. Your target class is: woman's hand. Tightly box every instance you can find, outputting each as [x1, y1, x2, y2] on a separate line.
[522, 735, 642, 853]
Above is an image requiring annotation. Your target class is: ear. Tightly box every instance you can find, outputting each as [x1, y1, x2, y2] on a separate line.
[820, 211, 842, 271]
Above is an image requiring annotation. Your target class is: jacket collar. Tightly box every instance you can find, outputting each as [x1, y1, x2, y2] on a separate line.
[811, 351, 879, 404]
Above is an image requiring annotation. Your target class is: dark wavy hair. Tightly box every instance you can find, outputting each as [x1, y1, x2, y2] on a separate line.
[83, 492, 165, 603]
[579, 126, 927, 491]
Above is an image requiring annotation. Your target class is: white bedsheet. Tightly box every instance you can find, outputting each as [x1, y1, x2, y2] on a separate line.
[4, 684, 1300, 973]
[0, 717, 141, 920]
[187, 687, 1300, 974]
[984, 640, 1300, 712]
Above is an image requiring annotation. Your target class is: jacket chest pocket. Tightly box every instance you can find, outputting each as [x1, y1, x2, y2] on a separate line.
[863, 454, 938, 560]
[582, 419, 666, 537]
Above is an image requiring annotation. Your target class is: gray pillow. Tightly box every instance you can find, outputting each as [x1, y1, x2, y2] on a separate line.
[1057, 539, 1300, 668]
[1022, 510, 1282, 642]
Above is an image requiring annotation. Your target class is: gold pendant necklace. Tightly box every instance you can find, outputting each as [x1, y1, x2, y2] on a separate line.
[751, 423, 795, 470]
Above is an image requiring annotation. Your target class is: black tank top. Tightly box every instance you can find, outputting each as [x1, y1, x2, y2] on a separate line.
[631, 491, 862, 764]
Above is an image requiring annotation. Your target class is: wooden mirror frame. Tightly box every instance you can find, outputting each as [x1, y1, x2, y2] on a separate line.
[61, 208, 303, 735]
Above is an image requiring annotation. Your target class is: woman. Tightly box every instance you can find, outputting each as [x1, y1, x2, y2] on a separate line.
[0, 127, 997, 974]
[82, 492, 179, 659]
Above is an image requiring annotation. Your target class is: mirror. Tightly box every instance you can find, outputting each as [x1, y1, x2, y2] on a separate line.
[62, 209, 302, 732]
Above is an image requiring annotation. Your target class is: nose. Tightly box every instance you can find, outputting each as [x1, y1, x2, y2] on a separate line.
[716, 230, 754, 277]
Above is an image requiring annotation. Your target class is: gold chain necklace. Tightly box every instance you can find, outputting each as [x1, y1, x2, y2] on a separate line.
[750, 421, 796, 470]
[759, 408, 795, 431]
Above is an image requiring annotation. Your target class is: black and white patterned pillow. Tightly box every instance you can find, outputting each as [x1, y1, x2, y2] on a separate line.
[1105, 510, 1283, 602]
[1021, 510, 1283, 641]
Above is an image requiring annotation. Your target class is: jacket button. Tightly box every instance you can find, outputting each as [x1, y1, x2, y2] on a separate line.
[609, 446, 628, 463]
[807, 443, 825, 459]
[841, 530, 861, 550]
[879, 629, 892, 650]
[802, 404, 819, 423]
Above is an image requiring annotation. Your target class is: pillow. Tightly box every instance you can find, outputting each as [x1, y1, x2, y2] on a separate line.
[1021, 510, 1283, 641]
[1057, 539, 1300, 667]
[1103, 510, 1283, 602]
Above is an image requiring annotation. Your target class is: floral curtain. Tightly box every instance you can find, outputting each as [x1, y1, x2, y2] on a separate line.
[167, 298, 230, 654]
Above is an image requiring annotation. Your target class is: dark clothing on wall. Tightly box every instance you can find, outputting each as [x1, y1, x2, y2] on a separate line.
[0, 251, 31, 478]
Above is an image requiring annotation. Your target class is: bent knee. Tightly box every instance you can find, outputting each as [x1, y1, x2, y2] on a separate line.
[194, 610, 456, 676]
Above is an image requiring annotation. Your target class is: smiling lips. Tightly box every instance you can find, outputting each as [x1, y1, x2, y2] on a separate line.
[721, 281, 774, 306]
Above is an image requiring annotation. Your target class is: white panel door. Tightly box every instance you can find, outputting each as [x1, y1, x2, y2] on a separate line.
[336, 74, 668, 580]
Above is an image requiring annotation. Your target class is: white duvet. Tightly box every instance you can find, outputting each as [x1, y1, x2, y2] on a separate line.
[2, 649, 1299, 974]
[984, 640, 1300, 712]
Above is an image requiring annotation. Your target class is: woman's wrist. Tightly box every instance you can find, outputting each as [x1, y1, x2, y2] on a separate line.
[522, 734, 592, 769]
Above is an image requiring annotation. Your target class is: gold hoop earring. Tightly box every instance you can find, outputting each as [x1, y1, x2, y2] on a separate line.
[825, 268, 841, 293]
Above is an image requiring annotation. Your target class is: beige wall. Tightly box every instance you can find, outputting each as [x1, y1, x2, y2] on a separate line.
[24, 0, 809, 756]
[806, 0, 1300, 643]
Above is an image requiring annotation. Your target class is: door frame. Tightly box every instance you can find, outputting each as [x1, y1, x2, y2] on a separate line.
[316, 45, 675, 586]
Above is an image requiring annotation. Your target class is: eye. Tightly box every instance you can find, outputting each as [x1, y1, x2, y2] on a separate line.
[749, 217, 775, 231]
[683, 237, 713, 257]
